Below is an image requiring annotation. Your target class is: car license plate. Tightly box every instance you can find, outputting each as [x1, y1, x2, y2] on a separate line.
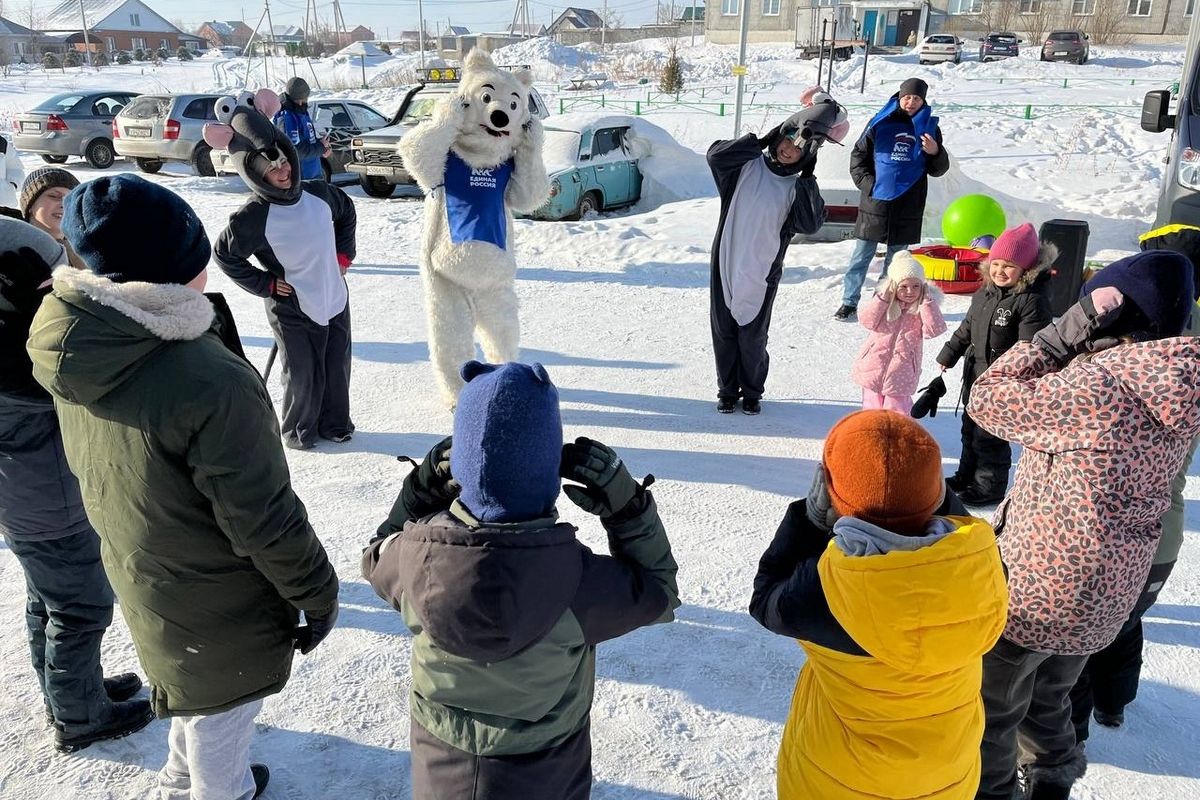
[126, 127, 151, 138]
[365, 165, 393, 176]
[20, 121, 40, 132]
[1055, 51, 1068, 55]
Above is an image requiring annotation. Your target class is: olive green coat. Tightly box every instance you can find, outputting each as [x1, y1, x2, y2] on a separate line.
[27, 267, 338, 718]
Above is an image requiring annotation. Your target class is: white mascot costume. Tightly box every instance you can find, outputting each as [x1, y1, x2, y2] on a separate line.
[401, 49, 550, 407]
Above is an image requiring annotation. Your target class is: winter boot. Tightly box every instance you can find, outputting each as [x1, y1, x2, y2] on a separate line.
[1026, 779, 1073, 800]
[717, 396, 737, 414]
[833, 304, 857, 321]
[741, 398, 761, 415]
[1093, 709, 1124, 728]
[252, 763, 270, 798]
[44, 673, 144, 725]
[946, 474, 971, 493]
[54, 699, 154, 753]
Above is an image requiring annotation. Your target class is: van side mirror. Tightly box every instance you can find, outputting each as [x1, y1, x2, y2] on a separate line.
[1141, 89, 1175, 133]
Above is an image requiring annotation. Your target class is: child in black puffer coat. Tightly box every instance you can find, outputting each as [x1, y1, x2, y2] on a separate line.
[936, 223, 1054, 505]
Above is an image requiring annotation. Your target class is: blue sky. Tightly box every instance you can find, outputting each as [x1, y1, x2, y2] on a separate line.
[23, 0, 701, 38]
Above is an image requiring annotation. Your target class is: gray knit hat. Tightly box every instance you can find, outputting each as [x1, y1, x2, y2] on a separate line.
[20, 167, 80, 220]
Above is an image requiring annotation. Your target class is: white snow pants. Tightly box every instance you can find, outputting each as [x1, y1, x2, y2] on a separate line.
[158, 699, 262, 800]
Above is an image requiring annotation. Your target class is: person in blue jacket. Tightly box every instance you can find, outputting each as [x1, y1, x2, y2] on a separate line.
[834, 78, 950, 321]
[274, 77, 329, 181]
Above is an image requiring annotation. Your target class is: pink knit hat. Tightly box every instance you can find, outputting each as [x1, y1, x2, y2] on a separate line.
[988, 223, 1041, 270]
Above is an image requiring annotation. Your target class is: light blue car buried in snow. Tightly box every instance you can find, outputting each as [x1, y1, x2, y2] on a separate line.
[524, 113, 648, 221]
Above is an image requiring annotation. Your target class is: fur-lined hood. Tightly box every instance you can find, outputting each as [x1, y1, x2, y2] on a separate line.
[26, 267, 214, 405]
[982, 241, 1058, 294]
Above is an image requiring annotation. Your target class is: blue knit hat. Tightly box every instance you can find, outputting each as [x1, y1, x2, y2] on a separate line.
[62, 175, 210, 285]
[451, 361, 562, 524]
[1081, 250, 1195, 340]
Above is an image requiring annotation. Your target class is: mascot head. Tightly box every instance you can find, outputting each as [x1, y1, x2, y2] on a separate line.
[448, 49, 535, 167]
[202, 89, 302, 204]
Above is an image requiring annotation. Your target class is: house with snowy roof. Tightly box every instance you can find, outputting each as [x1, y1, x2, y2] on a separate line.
[198, 19, 255, 50]
[0, 15, 65, 61]
[40, 0, 192, 54]
[547, 7, 604, 36]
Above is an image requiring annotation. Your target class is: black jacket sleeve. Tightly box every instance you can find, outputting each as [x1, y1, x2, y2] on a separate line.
[925, 125, 950, 178]
[748, 501, 866, 656]
[1016, 291, 1053, 342]
[937, 292, 983, 368]
[707, 134, 766, 184]
[213, 204, 274, 298]
[849, 126, 876, 194]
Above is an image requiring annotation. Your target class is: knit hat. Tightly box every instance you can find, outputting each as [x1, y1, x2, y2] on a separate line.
[451, 361, 563, 524]
[19, 167, 80, 220]
[988, 223, 1041, 270]
[1139, 224, 1200, 301]
[61, 175, 211, 285]
[822, 410, 945, 536]
[879, 250, 929, 320]
[283, 77, 310, 105]
[899, 78, 928, 100]
[1080, 250, 1195, 340]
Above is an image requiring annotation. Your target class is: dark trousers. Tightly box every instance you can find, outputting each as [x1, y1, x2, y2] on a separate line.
[1070, 560, 1176, 743]
[956, 378, 1013, 495]
[978, 637, 1089, 800]
[710, 277, 780, 402]
[4, 531, 114, 730]
[265, 296, 354, 448]
[411, 718, 592, 800]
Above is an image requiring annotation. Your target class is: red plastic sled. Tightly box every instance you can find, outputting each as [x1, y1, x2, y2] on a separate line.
[911, 246, 987, 294]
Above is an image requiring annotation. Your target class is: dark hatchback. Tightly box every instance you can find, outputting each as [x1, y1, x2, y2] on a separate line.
[979, 32, 1021, 62]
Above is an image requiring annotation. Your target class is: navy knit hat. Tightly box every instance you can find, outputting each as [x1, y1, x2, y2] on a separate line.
[61, 175, 210, 285]
[451, 361, 563, 524]
[1081, 250, 1195, 339]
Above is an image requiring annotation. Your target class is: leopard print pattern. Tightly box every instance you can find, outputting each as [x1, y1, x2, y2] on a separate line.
[969, 339, 1200, 656]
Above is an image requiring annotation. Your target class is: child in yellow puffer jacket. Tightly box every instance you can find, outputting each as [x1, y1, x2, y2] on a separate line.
[750, 410, 1008, 799]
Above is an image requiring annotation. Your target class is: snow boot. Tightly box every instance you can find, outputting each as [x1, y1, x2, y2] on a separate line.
[252, 763, 270, 798]
[717, 397, 737, 414]
[833, 304, 857, 321]
[44, 673, 144, 725]
[1093, 709, 1124, 728]
[742, 398, 761, 415]
[54, 698, 154, 753]
[1026, 779, 1073, 800]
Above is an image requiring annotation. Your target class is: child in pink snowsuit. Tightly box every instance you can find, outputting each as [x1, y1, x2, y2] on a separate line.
[851, 251, 946, 413]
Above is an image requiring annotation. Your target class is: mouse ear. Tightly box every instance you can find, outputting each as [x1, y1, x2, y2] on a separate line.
[202, 123, 235, 149]
[254, 88, 282, 119]
[214, 95, 239, 124]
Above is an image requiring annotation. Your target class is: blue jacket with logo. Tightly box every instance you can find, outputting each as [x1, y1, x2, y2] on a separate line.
[274, 101, 325, 181]
[849, 96, 950, 245]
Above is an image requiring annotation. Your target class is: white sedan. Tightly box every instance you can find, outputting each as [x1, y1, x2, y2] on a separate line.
[919, 34, 963, 65]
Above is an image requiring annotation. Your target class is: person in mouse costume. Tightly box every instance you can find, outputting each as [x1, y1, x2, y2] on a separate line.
[207, 90, 358, 450]
[399, 49, 551, 409]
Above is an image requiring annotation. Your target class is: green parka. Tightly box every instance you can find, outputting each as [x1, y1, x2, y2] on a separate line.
[27, 267, 339, 718]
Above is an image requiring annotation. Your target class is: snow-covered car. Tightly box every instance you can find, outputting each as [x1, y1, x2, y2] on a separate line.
[979, 32, 1021, 63]
[521, 113, 712, 221]
[211, 98, 390, 181]
[345, 68, 549, 198]
[919, 34, 963, 65]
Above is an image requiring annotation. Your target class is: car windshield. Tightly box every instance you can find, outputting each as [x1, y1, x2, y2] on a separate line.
[543, 129, 583, 173]
[1049, 32, 1078, 41]
[402, 96, 443, 124]
[35, 95, 84, 113]
[122, 96, 170, 119]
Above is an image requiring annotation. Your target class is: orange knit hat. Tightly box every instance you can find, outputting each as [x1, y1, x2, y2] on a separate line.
[823, 410, 945, 535]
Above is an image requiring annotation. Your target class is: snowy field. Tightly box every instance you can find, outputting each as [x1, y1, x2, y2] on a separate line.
[2, 38, 1199, 799]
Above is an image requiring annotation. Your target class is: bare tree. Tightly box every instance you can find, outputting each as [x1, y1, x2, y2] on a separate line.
[980, 0, 1020, 33]
[1082, 0, 1132, 44]
[1019, 1, 1061, 47]
[599, 7, 624, 30]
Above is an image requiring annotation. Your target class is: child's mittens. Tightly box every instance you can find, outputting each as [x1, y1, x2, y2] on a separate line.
[1032, 286, 1126, 365]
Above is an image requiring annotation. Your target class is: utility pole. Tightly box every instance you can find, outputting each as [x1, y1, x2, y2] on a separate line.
[263, 0, 275, 86]
[733, 0, 750, 136]
[601, 0, 607, 49]
[77, 0, 93, 67]
[417, 0, 425, 69]
[690, 0, 696, 47]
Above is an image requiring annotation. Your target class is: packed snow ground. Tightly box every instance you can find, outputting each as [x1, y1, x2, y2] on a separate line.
[1, 39, 1198, 799]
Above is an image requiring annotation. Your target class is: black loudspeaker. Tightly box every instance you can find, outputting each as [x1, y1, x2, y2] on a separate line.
[1039, 219, 1090, 316]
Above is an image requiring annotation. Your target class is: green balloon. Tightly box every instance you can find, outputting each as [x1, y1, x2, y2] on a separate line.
[941, 194, 1007, 247]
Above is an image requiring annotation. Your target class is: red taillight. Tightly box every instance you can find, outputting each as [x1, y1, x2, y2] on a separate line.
[112, 119, 120, 138]
[46, 114, 68, 131]
[826, 205, 858, 225]
[164, 119, 180, 140]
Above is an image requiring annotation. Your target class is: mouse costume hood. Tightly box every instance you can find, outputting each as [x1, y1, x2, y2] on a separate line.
[203, 90, 302, 204]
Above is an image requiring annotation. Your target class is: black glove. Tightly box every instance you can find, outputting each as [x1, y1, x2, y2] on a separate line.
[804, 463, 838, 534]
[294, 601, 339, 655]
[0, 247, 53, 318]
[757, 124, 782, 150]
[1032, 287, 1126, 365]
[405, 435, 459, 506]
[911, 376, 947, 420]
[560, 437, 640, 518]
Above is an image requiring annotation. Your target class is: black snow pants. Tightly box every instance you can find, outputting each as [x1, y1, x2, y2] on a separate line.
[5, 530, 115, 732]
[977, 637, 1089, 800]
[955, 370, 1013, 495]
[410, 717, 592, 800]
[1069, 560, 1176, 743]
[710, 265, 781, 403]
[265, 295, 354, 448]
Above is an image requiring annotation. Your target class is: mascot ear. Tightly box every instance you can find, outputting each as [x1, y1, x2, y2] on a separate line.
[529, 363, 552, 384]
[202, 122, 235, 149]
[254, 88, 282, 119]
[214, 95, 239, 124]
[513, 68, 533, 88]
[460, 360, 498, 382]
[464, 47, 495, 72]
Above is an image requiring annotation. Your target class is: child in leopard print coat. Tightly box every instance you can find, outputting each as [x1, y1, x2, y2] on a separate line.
[966, 250, 1200, 800]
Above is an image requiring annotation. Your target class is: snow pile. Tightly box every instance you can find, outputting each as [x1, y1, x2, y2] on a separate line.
[491, 38, 598, 83]
[333, 41, 391, 62]
[624, 118, 714, 205]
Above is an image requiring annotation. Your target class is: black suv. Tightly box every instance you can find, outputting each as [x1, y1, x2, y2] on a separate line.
[979, 32, 1021, 63]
